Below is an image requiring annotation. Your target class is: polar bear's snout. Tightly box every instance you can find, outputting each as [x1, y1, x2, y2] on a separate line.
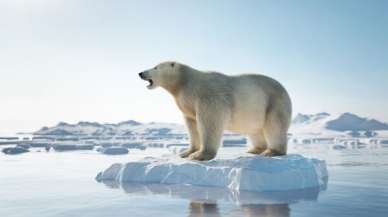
[139, 71, 154, 89]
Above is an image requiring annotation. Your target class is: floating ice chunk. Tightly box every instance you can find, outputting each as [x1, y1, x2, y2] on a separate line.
[2, 146, 29, 155]
[100, 147, 129, 155]
[52, 144, 94, 151]
[96, 154, 328, 192]
[76, 144, 95, 150]
[121, 143, 147, 150]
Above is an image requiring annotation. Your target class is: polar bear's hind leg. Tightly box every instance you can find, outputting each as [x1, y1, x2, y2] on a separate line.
[261, 108, 290, 156]
[247, 131, 268, 155]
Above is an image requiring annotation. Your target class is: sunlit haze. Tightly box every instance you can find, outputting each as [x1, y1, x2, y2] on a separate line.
[1, 0, 387, 133]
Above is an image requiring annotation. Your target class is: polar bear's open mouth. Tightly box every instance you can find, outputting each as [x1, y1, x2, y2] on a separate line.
[139, 72, 154, 89]
[146, 79, 153, 88]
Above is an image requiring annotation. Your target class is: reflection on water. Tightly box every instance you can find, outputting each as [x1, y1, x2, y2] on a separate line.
[99, 180, 327, 217]
[187, 202, 291, 217]
[188, 203, 221, 217]
[239, 204, 290, 217]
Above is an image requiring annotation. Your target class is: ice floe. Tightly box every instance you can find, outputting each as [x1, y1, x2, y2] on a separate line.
[2, 146, 29, 155]
[52, 143, 94, 151]
[96, 154, 328, 192]
[100, 147, 129, 155]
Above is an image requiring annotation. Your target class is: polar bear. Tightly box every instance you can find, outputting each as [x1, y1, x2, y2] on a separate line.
[139, 61, 292, 161]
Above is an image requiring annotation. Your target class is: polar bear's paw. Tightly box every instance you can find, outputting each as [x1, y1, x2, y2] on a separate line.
[188, 151, 216, 161]
[179, 149, 197, 158]
[260, 149, 285, 157]
[247, 147, 266, 155]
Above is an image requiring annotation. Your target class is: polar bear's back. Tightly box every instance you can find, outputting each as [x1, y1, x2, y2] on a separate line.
[226, 74, 292, 134]
[231, 74, 291, 106]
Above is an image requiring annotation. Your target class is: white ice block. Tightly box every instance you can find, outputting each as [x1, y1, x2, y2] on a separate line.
[96, 154, 328, 192]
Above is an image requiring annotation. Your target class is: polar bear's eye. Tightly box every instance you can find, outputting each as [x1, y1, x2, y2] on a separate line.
[154, 66, 157, 70]
[171, 63, 175, 67]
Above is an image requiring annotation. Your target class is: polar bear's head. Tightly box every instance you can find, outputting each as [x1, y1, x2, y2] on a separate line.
[139, 61, 182, 91]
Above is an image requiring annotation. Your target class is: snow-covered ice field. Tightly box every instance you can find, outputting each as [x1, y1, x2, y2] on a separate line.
[1, 145, 388, 217]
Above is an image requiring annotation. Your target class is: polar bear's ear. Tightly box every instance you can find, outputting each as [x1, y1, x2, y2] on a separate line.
[170, 62, 175, 67]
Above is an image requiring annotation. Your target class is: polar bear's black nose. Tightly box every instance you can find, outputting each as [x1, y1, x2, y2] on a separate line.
[139, 72, 145, 78]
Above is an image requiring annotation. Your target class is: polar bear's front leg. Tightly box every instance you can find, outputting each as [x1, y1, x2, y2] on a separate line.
[180, 117, 200, 158]
[189, 104, 227, 161]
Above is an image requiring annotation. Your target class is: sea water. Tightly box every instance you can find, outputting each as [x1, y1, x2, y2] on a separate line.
[1, 146, 387, 217]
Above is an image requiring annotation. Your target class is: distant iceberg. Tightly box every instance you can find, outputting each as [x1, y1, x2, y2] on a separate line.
[96, 154, 328, 192]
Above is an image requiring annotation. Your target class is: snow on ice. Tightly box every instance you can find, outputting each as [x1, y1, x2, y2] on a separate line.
[96, 154, 328, 192]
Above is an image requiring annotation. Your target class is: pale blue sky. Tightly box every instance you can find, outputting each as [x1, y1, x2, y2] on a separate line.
[0, 0, 387, 133]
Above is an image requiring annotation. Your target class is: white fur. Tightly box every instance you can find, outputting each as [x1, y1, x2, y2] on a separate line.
[140, 62, 292, 160]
